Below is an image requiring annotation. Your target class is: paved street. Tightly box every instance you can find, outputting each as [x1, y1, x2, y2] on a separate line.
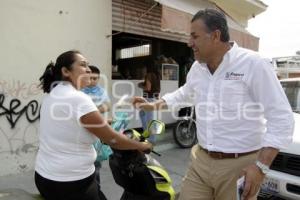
[0, 128, 191, 200]
[0, 127, 286, 200]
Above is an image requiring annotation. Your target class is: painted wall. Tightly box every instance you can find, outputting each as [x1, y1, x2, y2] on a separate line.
[0, 0, 112, 176]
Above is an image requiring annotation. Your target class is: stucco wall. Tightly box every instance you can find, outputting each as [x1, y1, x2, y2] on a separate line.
[0, 0, 112, 176]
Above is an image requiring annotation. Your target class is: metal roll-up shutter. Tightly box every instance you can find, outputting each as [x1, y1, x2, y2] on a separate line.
[112, 0, 189, 43]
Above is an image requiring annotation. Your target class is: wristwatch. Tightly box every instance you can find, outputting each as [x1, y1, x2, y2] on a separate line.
[255, 161, 270, 175]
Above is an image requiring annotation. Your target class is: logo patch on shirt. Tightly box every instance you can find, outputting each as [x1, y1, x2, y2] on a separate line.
[225, 72, 244, 80]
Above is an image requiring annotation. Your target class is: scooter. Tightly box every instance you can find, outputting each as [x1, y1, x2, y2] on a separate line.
[109, 119, 175, 200]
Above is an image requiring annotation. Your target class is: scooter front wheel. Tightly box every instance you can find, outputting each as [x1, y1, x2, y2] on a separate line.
[173, 120, 197, 148]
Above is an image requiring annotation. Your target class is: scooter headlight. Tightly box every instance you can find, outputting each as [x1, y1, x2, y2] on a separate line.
[123, 129, 140, 140]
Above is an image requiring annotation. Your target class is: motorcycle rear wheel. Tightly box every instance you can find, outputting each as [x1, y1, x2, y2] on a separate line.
[173, 120, 197, 148]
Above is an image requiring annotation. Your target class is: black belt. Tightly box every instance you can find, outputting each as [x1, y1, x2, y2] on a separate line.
[199, 146, 259, 159]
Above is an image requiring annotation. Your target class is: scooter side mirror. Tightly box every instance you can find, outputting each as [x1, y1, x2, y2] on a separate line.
[143, 120, 165, 138]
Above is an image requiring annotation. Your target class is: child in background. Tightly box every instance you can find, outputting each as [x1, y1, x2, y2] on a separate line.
[82, 65, 111, 113]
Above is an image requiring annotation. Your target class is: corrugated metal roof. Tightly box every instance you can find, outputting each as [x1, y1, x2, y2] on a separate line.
[112, 0, 189, 42]
[112, 0, 259, 50]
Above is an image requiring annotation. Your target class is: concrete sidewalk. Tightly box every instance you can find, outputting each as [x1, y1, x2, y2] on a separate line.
[0, 128, 191, 200]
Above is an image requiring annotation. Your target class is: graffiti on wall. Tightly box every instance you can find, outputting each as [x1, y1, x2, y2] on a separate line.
[0, 79, 41, 99]
[0, 80, 41, 166]
[0, 94, 40, 129]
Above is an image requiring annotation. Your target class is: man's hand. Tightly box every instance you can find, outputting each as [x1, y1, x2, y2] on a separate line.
[241, 163, 265, 200]
[240, 147, 278, 199]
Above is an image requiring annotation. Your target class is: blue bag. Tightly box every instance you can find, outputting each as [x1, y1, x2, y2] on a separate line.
[111, 111, 130, 132]
[94, 139, 113, 162]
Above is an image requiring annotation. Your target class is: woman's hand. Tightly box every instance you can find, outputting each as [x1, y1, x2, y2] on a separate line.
[138, 142, 153, 154]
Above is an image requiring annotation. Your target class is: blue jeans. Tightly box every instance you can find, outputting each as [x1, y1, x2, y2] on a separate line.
[139, 98, 156, 143]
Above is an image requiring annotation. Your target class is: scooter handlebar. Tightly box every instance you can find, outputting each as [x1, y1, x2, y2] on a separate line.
[151, 150, 161, 156]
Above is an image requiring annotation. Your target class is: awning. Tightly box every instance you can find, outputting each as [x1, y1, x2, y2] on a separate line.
[155, 0, 267, 27]
[210, 0, 267, 27]
[155, 0, 260, 51]
[112, 0, 190, 43]
[112, 0, 260, 50]
[154, 0, 214, 16]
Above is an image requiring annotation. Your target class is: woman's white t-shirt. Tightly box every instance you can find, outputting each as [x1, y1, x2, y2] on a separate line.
[35, 83, 98, 181]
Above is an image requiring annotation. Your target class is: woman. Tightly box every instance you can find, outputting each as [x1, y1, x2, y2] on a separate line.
[35, 50, 152, 200]
[138, 65, 161, 143]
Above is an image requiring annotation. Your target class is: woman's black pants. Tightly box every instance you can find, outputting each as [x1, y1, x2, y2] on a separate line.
[35, 171, 107, 200]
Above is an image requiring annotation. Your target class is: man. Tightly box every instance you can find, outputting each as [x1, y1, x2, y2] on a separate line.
[133, 9, 294, 200]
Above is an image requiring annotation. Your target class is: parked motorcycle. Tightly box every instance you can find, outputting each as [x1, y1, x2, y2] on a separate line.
[173, 106, 197, 148]
[109, 119, 175, 200]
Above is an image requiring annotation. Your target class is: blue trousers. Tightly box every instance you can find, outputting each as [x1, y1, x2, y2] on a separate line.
[139, 98, 156, 143]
